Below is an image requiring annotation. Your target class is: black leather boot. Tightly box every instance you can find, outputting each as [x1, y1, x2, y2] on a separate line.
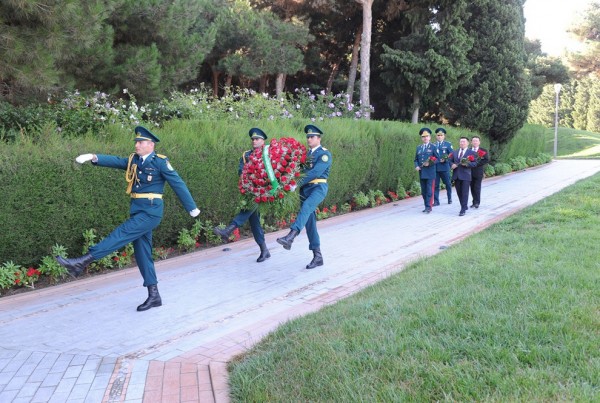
[306, 248, 324, 269]
[213, 223, 237, 243]
[276, 229, 299, 250]
[137, 285, 162, 311]
[256, 242, 271, 262]
[56, 253, 94, 278]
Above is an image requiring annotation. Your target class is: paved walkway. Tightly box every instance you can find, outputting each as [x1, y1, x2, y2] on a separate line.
[2, 159, 600, 403]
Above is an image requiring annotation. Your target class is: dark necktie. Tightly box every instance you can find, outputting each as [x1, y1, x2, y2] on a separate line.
[458, 149, 464, 159]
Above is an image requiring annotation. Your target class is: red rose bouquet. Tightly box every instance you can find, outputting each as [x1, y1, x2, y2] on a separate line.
[476, 149, 487, 162]
[423, 155, 437, 167]
[461, 154, 475, 166]
[239, 137, 307, 216]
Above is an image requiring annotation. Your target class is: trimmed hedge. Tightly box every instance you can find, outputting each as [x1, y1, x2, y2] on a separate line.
[0, 119, 547, 265]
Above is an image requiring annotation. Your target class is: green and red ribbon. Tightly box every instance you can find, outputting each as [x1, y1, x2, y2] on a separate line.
[262, 144, 279, 195]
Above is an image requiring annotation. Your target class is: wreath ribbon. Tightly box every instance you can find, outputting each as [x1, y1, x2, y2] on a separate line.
[262, 145, 279, 195]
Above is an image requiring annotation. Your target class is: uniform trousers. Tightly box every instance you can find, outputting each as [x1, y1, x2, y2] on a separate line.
[420, 178, 435, 209]
[434, 170, 452, 203]
[291, 183, 328, 250]
[231, 208, 264, 245]
[89, 211, 162, 287]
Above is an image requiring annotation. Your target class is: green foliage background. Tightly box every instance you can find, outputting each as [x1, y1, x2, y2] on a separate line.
[0, 119, 547, 265]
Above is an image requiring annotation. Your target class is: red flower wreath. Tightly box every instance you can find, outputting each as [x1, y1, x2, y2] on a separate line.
[238, 137, 307, 211]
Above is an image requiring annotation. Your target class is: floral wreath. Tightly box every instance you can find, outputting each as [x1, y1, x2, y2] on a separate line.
[238, 137, 307, 216]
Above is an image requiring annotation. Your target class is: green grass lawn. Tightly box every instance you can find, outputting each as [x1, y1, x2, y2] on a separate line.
[228, 173, 600, 401]
[546, 127, 600, 158]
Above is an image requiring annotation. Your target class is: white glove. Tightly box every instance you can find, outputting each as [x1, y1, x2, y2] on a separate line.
[76, 154, 94, 164]
[189, 208, 201, 217]
[290, 185, 297, 192]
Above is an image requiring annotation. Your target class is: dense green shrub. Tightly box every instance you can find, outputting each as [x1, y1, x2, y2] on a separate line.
[493, 162, 513, 175]
[537, 152, 553, 163]
[509, 156, 528, 171]
[495, 124, 547, 162]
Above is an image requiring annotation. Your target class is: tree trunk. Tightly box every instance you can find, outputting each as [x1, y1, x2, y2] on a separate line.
[275, 73, 286, 99]
[259, 75, 267, 94]
[210, 64, 220, 98]
[224, 75, 232, 96]
[357, 0, 373, 120]
[326, 61, 340, 95]
[346, 23, 363, 104]
[411, 92, 420, 124]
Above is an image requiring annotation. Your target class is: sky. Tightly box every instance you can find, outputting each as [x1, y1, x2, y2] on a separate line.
[523, 0, 593, 56]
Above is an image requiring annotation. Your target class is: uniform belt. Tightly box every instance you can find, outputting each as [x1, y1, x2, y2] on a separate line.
[130, 193, 163, 199]
[309, 179, 327, 184]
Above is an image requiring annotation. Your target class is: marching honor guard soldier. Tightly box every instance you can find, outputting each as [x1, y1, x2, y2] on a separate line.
[213, 128, 270, 263]
[277, 124, 331, 269]
[433, 127, 454, 206]
[414, 127, 439, 213]
[469, 135, 489, 209]
[56, 126, 201, 311]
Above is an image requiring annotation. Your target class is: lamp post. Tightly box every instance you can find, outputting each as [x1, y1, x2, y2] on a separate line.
[553, 83, 562, 159]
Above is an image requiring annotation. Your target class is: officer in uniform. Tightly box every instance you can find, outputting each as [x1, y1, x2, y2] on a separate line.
[433, 127, 454, 206]
[277, 124, 331, 269]
[56, 126, 200, 311]
[213, 128, 270, 263]
[414, 127, 439, 213]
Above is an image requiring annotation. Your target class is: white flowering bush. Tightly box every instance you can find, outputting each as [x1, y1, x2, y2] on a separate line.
[290, 87, 374, 121]
[2, 86, 374, 138]
[47, 89, 149, 135]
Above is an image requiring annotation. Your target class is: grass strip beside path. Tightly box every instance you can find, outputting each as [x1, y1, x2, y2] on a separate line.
[228, 173, 600, 401]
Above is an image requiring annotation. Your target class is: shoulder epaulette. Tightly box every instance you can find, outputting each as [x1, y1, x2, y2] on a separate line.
[322, 147, 328, 151]
[156, 154, 168, 159]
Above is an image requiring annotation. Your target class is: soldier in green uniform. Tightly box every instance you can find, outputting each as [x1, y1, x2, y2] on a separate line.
[56, 126, 200, 311]
[414, 127, 439, 213]
[213, 128, 270, 263]
[277, 124, 331, 269]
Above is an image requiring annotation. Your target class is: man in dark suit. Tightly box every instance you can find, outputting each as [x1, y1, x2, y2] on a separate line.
[433, 127, 454, 206]
[449, 136, 477, 216]
[469, 136, 489, 209]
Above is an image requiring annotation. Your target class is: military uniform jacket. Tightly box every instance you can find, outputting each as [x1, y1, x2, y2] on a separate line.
[434, 140, 454, 172]
[93, 152, 197, 217]
[414, 143, 438, 180]
[238, 149, 253, 176]
[298, 146, 332, 188]
[471, 147, 489, 179]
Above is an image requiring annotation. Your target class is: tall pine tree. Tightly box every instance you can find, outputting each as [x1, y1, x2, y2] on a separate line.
[442, 0, 531, 155]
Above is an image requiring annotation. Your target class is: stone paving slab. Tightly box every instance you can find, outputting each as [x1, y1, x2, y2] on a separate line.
[1, 159, 600, 402]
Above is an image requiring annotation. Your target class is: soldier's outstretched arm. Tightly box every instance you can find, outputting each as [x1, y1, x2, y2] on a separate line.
[75, 154, 96, 164]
